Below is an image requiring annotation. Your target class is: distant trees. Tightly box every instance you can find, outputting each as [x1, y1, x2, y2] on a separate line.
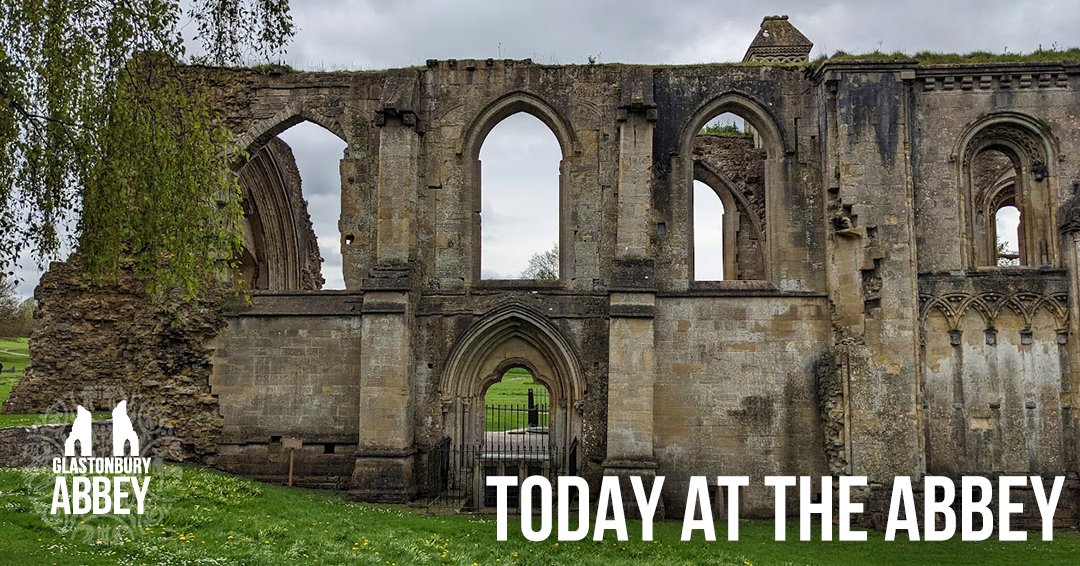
[521, 244, 559, 280]
[996, 240, 1020, 267]
[700, 121, 752, 138]
[0, 275, 33, 337]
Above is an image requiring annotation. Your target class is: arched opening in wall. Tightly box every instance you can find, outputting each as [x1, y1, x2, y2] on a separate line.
[277, 122, 348, 289]
[436, 309, 584, 509]
[971, 148, 1021, 267]
[479, 113, 562, 280]
[691, 111, 767, 281]
[478, 367, 553, 508]
[693, 180, 727, 280]
[483, 367, 551, 434]
[962, 118, 1057, 269]
[995, 204, 1021, 267]
[700, 113, 754, 143]
[477, 365, 554, 508]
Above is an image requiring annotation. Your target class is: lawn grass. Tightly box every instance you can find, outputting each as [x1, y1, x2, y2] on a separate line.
[484, 368, 548, 406]
[484, 368, 550, 431]
[0, 338, 31, 426]
[1, 464, 1078, 565]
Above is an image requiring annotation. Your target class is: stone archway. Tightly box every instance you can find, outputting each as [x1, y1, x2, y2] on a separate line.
[440, 306, 586, 483]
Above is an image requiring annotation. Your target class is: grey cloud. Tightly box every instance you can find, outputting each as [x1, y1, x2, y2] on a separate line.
[479, 115, 561, 278]
[282, 1, 1080, 71]
[278, 124, 348, 289]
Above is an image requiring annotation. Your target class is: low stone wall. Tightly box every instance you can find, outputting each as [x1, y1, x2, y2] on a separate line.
[0, 425, 67, 467]
[0, 422, 117, 467]
[214, 442, 357, 489]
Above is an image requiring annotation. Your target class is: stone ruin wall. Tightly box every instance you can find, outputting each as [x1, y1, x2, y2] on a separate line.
[7, 48, 1080, 523]
[2, 259, 225, 461]
[2, 140, 325, 462]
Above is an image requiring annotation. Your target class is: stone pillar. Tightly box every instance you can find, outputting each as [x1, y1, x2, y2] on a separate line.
[605, 293, 656, 462]
[615, 68, 656, 259]
[603, 69, 662, 517]
[351, 71, 422, 502]
[373, 111, 420, 264]
[339, 156, 372, 290]
[604, 292, 661, 518]
[1057, 197, 1080, 470]
[351, 291, 416, 501]
[819, 64, 923, 484]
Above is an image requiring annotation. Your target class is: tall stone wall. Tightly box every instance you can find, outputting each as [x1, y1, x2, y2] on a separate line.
[653, 296, 830, 516]
[208, 293, 362, 487]
[10, 52, 1080, 523]
[920, 272, 1072, 474]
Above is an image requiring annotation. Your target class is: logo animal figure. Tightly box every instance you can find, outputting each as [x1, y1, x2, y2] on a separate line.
[112, 400, 140, 457]
[64, 405, 94, 457]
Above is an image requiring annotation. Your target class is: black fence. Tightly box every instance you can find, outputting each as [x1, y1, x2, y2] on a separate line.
[485, 400, 550, 435]
[424, 398, 584, 510]
[426, 438, 563, 510]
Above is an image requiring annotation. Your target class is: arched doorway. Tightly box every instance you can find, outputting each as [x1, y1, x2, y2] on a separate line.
[438, 307, 585, 509]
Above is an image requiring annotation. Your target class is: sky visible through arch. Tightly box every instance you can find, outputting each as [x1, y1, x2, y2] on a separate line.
[9, 0, 1076, 296]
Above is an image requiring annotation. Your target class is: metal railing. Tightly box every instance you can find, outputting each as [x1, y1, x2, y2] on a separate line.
[425, 439, 563, 510]
[425, 400, 571, 510]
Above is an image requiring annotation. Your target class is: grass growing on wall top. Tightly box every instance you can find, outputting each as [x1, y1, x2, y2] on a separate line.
[817, 48, 1080, 65]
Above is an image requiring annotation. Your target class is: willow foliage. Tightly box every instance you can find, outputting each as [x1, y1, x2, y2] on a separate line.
[0, 0, 294, 299]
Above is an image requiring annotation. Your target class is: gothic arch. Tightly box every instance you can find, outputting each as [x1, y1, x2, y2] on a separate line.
[955, 112, 1060, 268]
[439, 304, 585, 459]
[679, 92, 789, 158]
[953, 111, 1058, 169]
[235, 103, 348, 168]
[693, 159, 766, 280]
[460, 92, 577, 282]
[235, 138, 324, 290]
[920, 291, 1069, 332]
[459, 91, 577, 159]
[679, 93, 787, 283]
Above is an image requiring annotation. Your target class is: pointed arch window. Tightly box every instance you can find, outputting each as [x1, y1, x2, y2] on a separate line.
[690, 111, 768, 281]
[962, 118, 1057, 269]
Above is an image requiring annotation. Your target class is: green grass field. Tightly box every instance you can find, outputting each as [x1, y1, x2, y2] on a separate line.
[1, 464, 1078, 565]
[0, 338, 31, 426]
[484, 368, 550, 431]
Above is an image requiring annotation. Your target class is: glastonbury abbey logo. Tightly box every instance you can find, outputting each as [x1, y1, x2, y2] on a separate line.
[20, 388, 179, 543]
[50, 400, 152, 516]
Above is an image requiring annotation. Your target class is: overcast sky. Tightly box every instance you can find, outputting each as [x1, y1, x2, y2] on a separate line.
[11, 0, 1078, 294]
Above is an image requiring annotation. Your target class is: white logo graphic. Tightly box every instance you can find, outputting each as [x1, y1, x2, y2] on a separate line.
[22, 388, 180, 544]
[64, 405, 94, 457]
[112, 400, 140, 457]
[63, 401, 141, 458]
[50, 399, 153, 517]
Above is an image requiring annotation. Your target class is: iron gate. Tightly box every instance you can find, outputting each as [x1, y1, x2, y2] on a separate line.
[426, 399, 576, 510]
